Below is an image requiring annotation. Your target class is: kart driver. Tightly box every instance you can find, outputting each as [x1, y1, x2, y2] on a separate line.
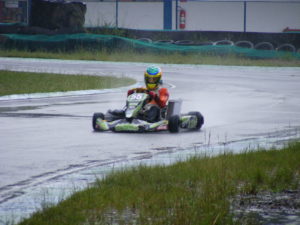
[127, 65, 169, 122]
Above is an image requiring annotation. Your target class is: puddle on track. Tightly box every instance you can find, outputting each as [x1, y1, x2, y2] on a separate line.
[0, 127, 299, 225]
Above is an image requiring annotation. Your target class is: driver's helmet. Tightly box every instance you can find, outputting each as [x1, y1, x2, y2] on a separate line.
[144, 66, 162, 90]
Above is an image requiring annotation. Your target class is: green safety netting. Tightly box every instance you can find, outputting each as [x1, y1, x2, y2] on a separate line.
[1, 33, 300, 59]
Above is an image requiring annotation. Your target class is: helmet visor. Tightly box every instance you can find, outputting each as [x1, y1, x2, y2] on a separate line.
[145, 76, 160, 84]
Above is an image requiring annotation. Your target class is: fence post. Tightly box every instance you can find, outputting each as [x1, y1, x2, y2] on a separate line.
[116, 0, 119, 28]
[243, 1, 247, 32]
[164, 0, 172, 30]
[27, 0, 32, 25]
[175, 0, 178, 30]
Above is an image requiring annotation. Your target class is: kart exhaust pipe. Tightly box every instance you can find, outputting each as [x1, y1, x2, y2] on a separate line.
[166, 99, 182, 119]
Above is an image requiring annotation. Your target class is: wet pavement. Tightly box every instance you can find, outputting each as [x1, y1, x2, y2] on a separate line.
[0, 58, 300, 224]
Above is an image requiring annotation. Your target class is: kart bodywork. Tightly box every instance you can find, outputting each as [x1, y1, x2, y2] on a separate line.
[92, 92, 204, 133]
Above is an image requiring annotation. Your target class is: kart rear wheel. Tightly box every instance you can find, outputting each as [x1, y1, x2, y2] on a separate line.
[188, 111, 204, 130]
[93, 113, 105, 131]
[168, 115, 180, 133]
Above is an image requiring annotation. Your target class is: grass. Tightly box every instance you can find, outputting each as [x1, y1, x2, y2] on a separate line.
[1, 48, 300, 67]
[0, 70, 135, 96]
[18, 141, 300, 225]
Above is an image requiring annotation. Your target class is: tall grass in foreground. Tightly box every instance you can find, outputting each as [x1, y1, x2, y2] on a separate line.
[0, 71, 135, 96]
[1, 48, 300, 67]
[19, 141, 300, 225]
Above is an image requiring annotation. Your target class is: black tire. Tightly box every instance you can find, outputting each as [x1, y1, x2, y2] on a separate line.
[196, 41, 214, 46]
[188, 111, 204, 130]
[154, 40, 174, 44]
[137, 38, 152, 43]
[168, 115, 180, 133]
[92, 113, 104, 131]
[235, 40, 254, 49]
[174, 40, 194, 46]
[214, 40, 234, 46]
[276, 43, 296, 53]
[254, 42, 274, 51]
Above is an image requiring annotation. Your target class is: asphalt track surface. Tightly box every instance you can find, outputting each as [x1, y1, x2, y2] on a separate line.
[1, 57, 300, 223]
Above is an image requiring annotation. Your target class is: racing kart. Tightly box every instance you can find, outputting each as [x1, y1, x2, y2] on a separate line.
[92, 89, 204, 133]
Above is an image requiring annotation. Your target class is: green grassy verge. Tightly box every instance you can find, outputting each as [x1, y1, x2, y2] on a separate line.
[1, 49, 300, 67]
[18, 141, 300, 225]
[0, 70, 135, 96]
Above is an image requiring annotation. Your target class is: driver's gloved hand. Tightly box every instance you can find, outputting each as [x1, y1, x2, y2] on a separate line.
[127, 89, 134, 96]
[148, 91, 157, 101]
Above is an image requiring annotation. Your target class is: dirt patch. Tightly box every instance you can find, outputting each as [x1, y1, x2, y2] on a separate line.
[231, 189, 300, 224]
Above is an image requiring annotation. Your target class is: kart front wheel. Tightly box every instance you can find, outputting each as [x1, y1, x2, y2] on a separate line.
[92, 113, 105, 131]
[168, 115, 180, 133]
[188, 111, 204, 130]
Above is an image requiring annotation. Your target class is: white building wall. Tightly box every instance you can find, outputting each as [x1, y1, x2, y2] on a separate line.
[246, 2, 300, 32]
[85, 2, 116, 27]
[118, 2, 163, 29]
[85, 2, 164, 29]
[84, 1, 300, 33]
[180, 2, 244, 31]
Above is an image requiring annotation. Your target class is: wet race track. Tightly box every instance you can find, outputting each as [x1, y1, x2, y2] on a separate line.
[1, 58, 300, 223]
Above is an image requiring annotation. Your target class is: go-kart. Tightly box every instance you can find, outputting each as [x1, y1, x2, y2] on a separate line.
[92, 89, 204, 133]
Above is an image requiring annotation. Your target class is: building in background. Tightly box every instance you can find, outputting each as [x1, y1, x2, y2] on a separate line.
[0, 0, 300, 33]
[83, 0, 300, 32]
[0, 0, 28, 23]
